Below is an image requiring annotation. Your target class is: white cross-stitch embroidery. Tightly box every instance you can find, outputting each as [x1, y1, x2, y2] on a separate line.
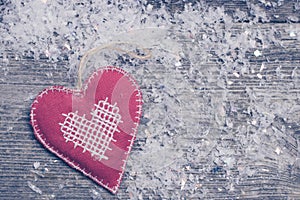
[59, 98, 122, 161]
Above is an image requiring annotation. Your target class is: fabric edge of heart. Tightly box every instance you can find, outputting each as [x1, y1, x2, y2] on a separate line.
[30, 66, 143, 194]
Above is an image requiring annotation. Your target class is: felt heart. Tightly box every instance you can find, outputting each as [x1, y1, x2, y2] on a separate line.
[30, 66, 142, 193]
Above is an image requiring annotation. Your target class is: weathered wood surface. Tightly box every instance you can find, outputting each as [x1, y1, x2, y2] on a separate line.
[1, 1, 300, 199]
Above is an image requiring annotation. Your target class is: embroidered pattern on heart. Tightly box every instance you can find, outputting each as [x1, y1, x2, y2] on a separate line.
[59, 97, 122, 161]
[30, 66, 142, 194]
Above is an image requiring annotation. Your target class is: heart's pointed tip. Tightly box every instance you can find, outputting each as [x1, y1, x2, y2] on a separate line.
[30, 66, 142, 194]
[111, 187, 118, 194]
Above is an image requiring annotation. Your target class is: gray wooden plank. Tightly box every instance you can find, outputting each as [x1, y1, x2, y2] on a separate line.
[1, 2, 300, 200]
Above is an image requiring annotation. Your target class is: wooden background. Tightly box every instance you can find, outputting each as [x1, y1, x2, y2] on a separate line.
[1, 0, 300, 199]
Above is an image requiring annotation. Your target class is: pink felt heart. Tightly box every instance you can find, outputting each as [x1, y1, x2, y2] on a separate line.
[30, 66, 142, 193]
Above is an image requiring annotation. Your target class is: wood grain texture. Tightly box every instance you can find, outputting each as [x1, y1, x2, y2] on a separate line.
[1, 1, 300, 199]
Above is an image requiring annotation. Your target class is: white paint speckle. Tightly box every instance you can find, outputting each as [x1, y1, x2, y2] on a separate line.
[275, 147, 282, 155]
[227, 80, 234, 85]
[260, 63, 265, 72]
[175, 61, 182, 67]
[28, 181, 42, 194]
[262, 168, 270, 172]
[289, 32, 296, 37]
[257, 73, 263, 79]
[254, 50, 262, 57]
[33, 162, 40, 169]
[181, 177, 187, 190]
[146, 4, 153, 12]
[233, 72, 240, 78]
[263, 129, 267, 133]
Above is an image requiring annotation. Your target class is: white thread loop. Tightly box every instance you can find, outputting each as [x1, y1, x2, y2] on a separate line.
[77, 42, 152, 89]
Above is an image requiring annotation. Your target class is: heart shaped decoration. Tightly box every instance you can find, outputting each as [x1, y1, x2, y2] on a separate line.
[30, 66, 142, 193]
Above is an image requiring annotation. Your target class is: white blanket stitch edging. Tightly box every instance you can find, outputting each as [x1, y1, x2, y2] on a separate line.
[30, 66, 143, 194]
